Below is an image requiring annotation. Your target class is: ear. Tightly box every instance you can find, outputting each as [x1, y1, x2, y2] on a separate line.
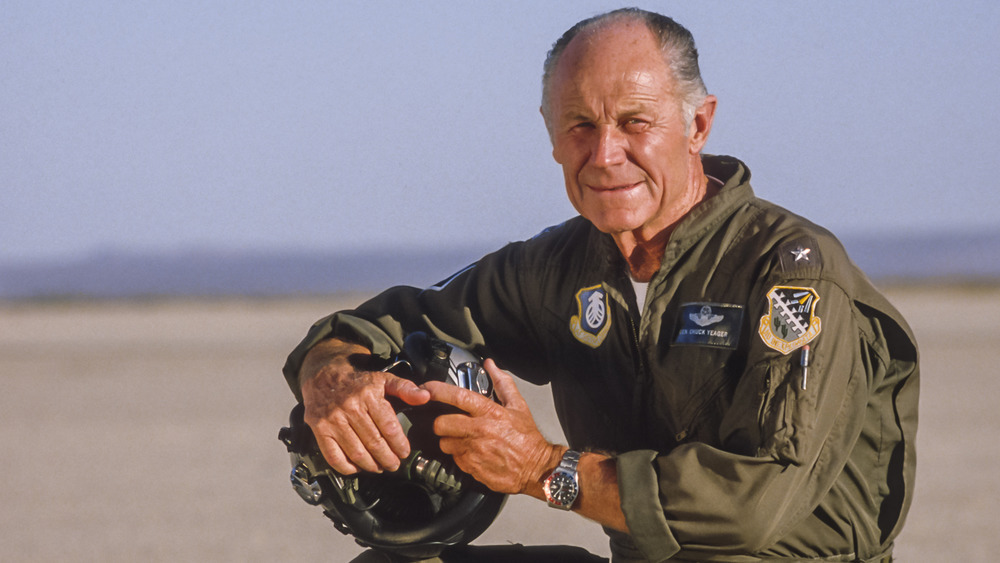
[688, 95, 717, 154]
[540, 105, 559, 161]
[540, 105, 555, 140]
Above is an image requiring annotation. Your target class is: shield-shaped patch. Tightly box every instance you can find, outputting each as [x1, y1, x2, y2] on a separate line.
[570, 284, 611, 348]
[757, 285, 822, 354]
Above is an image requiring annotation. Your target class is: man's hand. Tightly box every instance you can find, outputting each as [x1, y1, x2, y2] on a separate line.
[424, 359, 563, 496]
[425, 357, 629, 532]
[299, 338, 431, 474]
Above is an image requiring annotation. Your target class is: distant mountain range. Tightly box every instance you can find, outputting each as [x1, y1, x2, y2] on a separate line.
[2, 230, 998, 300]
[841, 230, 1000, 283]
[0, 245, 495, 300]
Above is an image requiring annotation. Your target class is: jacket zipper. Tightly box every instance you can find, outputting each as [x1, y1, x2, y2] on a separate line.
[627, 305, 650, 444]
[756, 365, 773, 456]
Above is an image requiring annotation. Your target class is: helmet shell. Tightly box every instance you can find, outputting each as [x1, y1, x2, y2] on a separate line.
[279, 333, 506, 558]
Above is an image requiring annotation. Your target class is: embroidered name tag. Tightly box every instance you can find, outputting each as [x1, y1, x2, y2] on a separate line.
[674, 302, 744, 349]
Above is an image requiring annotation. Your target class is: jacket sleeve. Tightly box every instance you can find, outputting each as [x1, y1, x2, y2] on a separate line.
[616, 275, 918, 560]
[281, 242, 551, 401]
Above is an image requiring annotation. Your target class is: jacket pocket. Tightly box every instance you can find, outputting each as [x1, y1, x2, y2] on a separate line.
[756, 355, 817, 465]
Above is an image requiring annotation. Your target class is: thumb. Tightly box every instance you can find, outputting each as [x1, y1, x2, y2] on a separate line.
[383, 372, 431, 406]
[483, 358, 526, 410]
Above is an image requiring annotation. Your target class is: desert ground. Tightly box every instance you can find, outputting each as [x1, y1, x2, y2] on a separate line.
[2, 285, 997, 562]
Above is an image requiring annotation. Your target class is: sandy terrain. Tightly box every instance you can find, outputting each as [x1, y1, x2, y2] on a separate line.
[1, 285, 997, 561]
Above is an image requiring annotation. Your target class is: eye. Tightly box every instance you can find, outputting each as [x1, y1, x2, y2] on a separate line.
[623, 118, 649, 133]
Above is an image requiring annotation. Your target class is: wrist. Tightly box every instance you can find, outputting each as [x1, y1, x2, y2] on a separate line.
[526, 445, 567, 499]
[542, 445, 569, 476]
[299, 338, 370, 388]
[543, 448, 582, 510]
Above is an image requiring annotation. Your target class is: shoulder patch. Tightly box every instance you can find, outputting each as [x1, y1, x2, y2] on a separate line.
[758, 285, 821, 354]
[674, 302, 744, 349]
[778, 236, 822, 274]
[570, 285, 611, 348]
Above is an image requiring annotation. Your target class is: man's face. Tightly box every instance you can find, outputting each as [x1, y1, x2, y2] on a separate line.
[546, 21, 709, 239]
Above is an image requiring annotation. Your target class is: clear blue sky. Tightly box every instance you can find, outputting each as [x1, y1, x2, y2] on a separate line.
[3, 1, 998, 263]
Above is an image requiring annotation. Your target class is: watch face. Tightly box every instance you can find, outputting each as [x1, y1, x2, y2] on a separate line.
[547, 472, 578, 506]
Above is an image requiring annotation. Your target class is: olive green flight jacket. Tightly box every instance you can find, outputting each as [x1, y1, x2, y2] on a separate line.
[283, 155, 919, 562]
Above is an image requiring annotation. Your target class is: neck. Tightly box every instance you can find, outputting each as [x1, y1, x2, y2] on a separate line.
[613, 161, 713, 282]
[615, 230, 669, 282]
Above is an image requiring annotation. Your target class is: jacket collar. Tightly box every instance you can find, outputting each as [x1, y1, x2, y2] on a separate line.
[653, 154, 755, 277]
[577, 155, 754, 309]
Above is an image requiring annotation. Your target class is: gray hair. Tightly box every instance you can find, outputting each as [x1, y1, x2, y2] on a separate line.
[541, 8, 708, 131]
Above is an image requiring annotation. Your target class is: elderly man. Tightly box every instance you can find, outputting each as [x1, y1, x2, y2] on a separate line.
[283, 8, 918, 562]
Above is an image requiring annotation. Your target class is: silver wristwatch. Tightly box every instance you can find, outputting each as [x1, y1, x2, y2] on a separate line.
[543, 449, 581, 510]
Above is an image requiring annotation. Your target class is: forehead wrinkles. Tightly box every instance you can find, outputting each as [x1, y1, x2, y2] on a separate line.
[627, 69, 657, 90]
[556, 67, 671, 122]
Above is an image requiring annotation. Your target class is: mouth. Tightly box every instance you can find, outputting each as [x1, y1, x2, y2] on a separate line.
[588, 181, 642, 193]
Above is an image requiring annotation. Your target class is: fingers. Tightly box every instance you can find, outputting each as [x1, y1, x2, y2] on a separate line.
[432, 410, 475, 439]
[482, 358, 527, 410]
[384, 373, 432, 406]
[367, 391, 411, 460]
[301, 357, 519, 477]
[303, 370, 413, 475]
[422, 358, 525, 417]
[312, 424, 361, 474]
[309, 403, 402, 474]
[423, 379, 493, 416]
[349, 395, 409, 470]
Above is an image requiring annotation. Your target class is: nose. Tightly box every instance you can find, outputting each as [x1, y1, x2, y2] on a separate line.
[590, 126, 627, 168]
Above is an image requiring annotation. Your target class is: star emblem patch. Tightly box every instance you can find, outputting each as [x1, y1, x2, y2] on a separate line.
[790, 246, 811, 262]
[778, 236, 823, 273]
